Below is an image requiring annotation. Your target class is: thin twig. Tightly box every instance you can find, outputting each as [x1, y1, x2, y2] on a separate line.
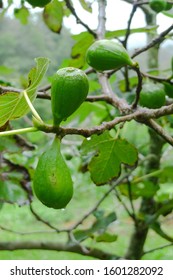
[132, 24, 173, 58]
[126, 178, 137, 222]
[69, 173, 130, 231]
[113, 188, 133, 218]
[29, 203, 61, 233]
[132, 65, 143, 108]
[146, 119, 173, 146]
[142, 242, 173, 256]
[64, 0, 96, 38]
[123, 2, 138, 48]
[0, 225, 56, 235]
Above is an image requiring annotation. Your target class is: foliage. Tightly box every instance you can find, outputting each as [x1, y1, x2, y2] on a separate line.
[0, 0, 173, 260]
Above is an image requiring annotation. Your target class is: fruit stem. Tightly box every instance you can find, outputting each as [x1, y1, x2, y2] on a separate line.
[23, 90, 44, 123]
[0, 127, 38, 137]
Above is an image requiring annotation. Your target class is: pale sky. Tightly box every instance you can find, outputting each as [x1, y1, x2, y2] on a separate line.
[3, 0, 173, 38]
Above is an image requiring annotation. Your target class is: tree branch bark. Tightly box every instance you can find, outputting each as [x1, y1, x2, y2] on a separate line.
[0, 241, 121, 260]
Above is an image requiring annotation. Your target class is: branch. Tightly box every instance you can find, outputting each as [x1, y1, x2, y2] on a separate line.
[142, 242, 173, 256]
[64, 0, 96, 38]
[132, 24, 173, 58]
[131, 65, 143, 108]
[0, 225, 56, 235]
[96, 0, 107, 39]
[145, 119, 173, 146]
[29, 204, 62, 233]
[70, 173, 131, 230]
[123, 2, 138, 48]
[0, 241, 121, 259]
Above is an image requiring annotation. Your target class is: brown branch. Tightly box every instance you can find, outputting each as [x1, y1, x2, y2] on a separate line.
[145, 119, 173, 146]
[29, 203, 61, 233]
[70, 173, 131, 231]
[0, 225, 56, 235]
[132, 24, 173, 58]
[142, 72, 173, 83]
[123, 2, 138, 48]
[0, 241, 121, 259]
[131, 65, 143, 108]
[142, 242, 173, 256]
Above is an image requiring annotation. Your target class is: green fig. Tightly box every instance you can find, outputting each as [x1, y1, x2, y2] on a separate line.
[33, 136, 73, 209]
[163, 82, 173, 98]
[139, 82, 166, 109]
[51, 67, 89, 126]
[149, 0, 167, 13]
[26, 0, 51, 7]
[86, 39, 136, 72]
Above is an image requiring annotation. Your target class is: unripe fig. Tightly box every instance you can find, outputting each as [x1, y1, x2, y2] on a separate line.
[164, 2, 173, 10]
[33, 136, 73, 209]
[86, 39, 136, 72]
[139, 82, 166, 109]
[26, 0, 51, 7]
[51, 67, 89, 126]
[149, 0, 167, 13]
[163, 82, 173, 98]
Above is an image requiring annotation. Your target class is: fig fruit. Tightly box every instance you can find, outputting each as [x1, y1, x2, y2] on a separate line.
[149, 0, 167, 13]
[163, 82, 173, 98]
[26, 0, 51, 7]
[139, 82, 166, 109]
[86, 39, 136, 72]
[33, 136, 73, 209]
[51, 67, 89, 126]
[164, 2, 172, 10]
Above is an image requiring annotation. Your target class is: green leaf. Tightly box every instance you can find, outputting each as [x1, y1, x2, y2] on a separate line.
[159, 167, 173, 183]
[81, 131, 138, 185]
[14, 6, 30, 25]
[146, 199, 173, 225]
[92, 212, 117, 232]
[0, 179, 27, 206]
[62, 102, 109, 127]
[96, 232, 118, 243]
[162, 10, 173, 18]
[105, 26, 158, 39]
[154, 200, 173, 218]
[79, 0, 92, 13]
[150, 222, 173, 242]
[0, 57, 50, 127]
[0, 65, 14, 75]
[74, 212, 117, 242]
[119, 181, 159, 200]
[43, 0, 63, 33]
[69, 32, 94, 68]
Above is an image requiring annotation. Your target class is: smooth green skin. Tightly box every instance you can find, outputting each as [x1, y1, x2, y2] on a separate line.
[139, 83, 166, 109]
[149, 0, 167, 13]
[51, 67, 89, 126]
[33, 137, 73, 209]
[26, 0, 51, 7]
[86, 39, 135, 72]
[164, 82, 173, 98]
[164, 2, 173, 10]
